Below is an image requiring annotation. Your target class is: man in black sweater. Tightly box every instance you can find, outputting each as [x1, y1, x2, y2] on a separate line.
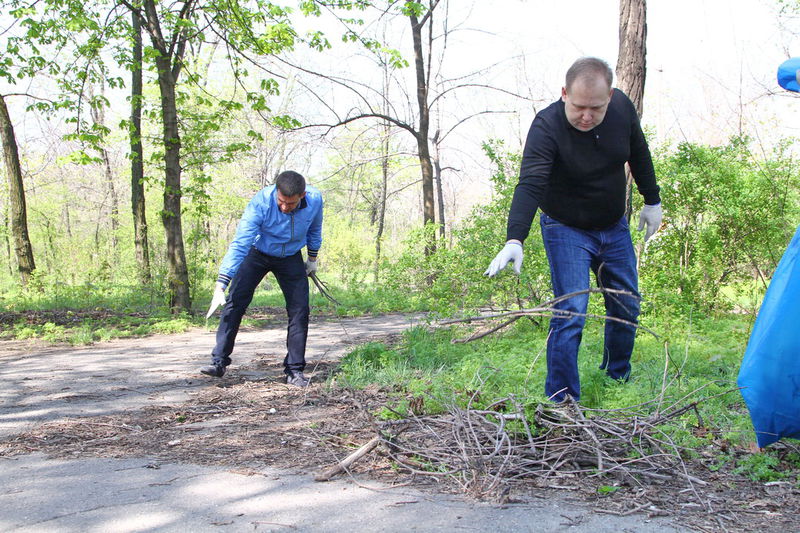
[485, 57, 662, 403]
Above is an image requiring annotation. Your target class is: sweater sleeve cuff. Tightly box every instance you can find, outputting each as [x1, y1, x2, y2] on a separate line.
[307, 248, 319, 259]
[216, 274, 232, 289]
[643, 192, 661, 206]
[506, 225, 530, 245]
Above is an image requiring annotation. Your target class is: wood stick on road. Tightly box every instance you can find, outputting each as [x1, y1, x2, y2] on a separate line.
[314, 436, 381, 482]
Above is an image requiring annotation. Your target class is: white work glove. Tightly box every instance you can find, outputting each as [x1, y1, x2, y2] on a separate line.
[305, 258, 318, 276]
[484, 241, 524, 277]
[205, 282, 227, 319]
[637, 203, 663, 242]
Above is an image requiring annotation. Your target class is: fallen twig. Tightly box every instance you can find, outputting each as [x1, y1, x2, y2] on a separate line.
[451, 317, 520, 344]
[441, 287, 658, 343]
[374, 393, 732, 506]
[314, 436, 380, 481]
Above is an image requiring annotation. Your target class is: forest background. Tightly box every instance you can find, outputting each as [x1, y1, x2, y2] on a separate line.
[1, 0, 800, 472]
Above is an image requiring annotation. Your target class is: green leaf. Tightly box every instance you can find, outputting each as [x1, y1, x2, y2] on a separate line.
[272, 114, 301, 129]
[58, 150, 103, 165]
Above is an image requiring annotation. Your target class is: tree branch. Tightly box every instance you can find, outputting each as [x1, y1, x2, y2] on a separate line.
[296, 112, 417, 137]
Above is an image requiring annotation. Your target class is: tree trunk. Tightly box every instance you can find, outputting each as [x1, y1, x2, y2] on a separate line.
[616, 0, 647, 117]
[616, 0, 647, 220]
[409, 12, 436, 253]
[154, 54, 191, 312]
[433, 138, 446, 241]
[3, 204, 12, 277]
[142, 0, 191, 312]
[130, 11, 151, 284]
[62, 202, 72, 238]
[0, 94, 36, 286]
[374, 119, 389, 284]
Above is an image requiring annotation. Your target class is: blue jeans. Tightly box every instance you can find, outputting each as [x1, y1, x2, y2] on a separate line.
[540, 213, 640, 402]
[211, 248, 309, 375]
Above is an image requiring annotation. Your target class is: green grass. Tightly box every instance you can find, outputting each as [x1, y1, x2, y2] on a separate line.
[0, 275, 427, 344]
[333, 311, 762, 450]
[333, 308, 800, 484]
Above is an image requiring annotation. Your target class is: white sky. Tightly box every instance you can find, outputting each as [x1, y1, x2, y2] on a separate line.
[443, 0, 796, 145]
[281, 0, 800, 188]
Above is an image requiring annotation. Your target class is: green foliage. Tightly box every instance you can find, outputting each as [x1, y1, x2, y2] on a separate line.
[375, 134, 800, 320]
[642, 137, 800, 313]
[0, 289, 197, 344]
[382, 141, 551, 315]
[733, 453, 786, 482]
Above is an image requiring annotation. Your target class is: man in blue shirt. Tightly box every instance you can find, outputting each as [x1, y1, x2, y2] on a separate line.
[201, 170, 324, 387]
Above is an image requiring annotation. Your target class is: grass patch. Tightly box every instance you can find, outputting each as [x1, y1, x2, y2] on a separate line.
[332, 312, 765, 453]
[0, 275, 425, 345]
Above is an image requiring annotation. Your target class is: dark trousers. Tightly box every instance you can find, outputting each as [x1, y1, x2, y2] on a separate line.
[211, 248, 309, 375]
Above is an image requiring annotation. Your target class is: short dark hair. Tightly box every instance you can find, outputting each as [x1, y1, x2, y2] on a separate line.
[275, 170, 306, 196]
[565, 57, 613, 92]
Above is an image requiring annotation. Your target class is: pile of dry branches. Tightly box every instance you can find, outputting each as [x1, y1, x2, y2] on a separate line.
[377, 395, 711, 503]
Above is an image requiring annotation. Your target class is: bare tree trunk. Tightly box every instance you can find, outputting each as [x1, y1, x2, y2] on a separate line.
[130, 11, 151, 284]
[374, 119, 389, 284]
[89, 82, 120, 253]
[432, 134, 446, 241]
[62, 202, 72, 238]
[3, 204, 12, 277]
[143, 0, 191, 312]
[0, 94, 36, 286]
[616, 0, 647, 117]
[410, 11, 436, 254]
[616, 0, 647, 220]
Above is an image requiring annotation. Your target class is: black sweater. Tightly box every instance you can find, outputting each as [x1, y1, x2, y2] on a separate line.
[506, 89, 661, 242]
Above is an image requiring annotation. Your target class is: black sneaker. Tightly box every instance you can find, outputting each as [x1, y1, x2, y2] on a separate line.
[200, 364, 226, 377]
[286, 371, 309, 388]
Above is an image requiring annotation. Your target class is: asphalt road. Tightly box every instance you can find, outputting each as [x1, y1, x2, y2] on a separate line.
[0, 314, 684, 532]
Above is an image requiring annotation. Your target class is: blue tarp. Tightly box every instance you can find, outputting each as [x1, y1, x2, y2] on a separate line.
[737, 225, 800, 448]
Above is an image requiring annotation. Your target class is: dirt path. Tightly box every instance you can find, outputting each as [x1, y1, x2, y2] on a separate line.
[0, 313, 422, 439]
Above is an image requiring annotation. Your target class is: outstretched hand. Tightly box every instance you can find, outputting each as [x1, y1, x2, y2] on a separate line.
[484, 242, 524, 277]
[205, 282, 227, 319]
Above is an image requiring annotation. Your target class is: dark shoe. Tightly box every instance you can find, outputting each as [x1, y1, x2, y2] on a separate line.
[200, 364, 225, 377]
[286, 371, 309, 388]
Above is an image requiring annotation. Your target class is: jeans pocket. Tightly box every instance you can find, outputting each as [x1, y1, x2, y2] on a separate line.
[541, 213, 563, 227]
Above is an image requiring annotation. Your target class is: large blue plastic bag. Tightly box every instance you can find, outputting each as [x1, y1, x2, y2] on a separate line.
[737, 225, 800, 448]
[778, 57, 800, 92]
